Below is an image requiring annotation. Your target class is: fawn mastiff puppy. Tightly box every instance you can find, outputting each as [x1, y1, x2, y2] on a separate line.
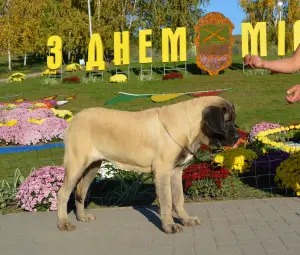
[57, 96, 239, 234]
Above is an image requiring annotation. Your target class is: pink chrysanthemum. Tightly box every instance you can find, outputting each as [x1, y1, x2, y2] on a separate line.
[16, 166, 65, 212]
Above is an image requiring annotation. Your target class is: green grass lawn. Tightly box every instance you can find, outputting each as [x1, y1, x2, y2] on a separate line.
[0, 60, 299, 183]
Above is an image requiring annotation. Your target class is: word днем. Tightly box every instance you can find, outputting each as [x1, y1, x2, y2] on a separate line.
[46, 19, 300, 70]
[47, 27, 187, 71]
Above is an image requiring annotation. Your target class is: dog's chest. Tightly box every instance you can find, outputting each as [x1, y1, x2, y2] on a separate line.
[175, 150, 194, 167]
[174, 142, 202, 167]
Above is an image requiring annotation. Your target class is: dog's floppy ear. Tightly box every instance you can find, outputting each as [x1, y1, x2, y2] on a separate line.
[202, 106, 227, 135]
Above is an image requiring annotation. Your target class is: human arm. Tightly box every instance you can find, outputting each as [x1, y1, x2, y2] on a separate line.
[244, 45, 300, 74]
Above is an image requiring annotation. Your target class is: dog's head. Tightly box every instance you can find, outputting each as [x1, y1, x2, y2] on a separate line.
[201, 98, 239, 147]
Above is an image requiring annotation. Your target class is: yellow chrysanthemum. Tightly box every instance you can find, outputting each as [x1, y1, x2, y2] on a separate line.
[109, 74, 127, 83]
[66, 63, 82, 72]
[276, 152, 300, 196]
[213, 148, 257, 174]
[42, 69, 57, 76]
[51, 108, 73, 119]
[8, 72, 26, 82]
[0, 119, 18, 127]
[27, 119, 46, 125]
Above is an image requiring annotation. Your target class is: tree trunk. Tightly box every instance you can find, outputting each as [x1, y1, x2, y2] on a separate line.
[24, 52, 27, 66]
[68, 50, 71, 64]
[8, 49, 11, 71]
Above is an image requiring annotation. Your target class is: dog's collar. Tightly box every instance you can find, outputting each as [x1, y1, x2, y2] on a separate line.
[159, 118, 197, 157]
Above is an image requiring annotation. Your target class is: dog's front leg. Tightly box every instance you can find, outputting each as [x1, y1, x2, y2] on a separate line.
[154, 164, 183, 234]
[171, 167, 201, 227]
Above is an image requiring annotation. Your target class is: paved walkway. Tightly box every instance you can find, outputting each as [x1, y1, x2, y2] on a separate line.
[1, 198, 300, 255]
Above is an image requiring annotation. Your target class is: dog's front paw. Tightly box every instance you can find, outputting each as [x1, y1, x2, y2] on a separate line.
[182, 217, 201, 227]
[163, 223, 183, 234]
[77, 213, 96, 222]
[58, 221, 76, 232]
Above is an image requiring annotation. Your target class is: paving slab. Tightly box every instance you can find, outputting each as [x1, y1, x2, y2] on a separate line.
[1, 198, 300, 255]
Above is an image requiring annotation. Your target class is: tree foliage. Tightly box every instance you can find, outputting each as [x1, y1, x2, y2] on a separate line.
[239, 0, 300, 52]
[0, 0, 210, 65]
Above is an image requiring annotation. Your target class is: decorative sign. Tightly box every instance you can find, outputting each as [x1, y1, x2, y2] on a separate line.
[194, 12, 235, 76]
[86, 33, 105, 71]
[47, 36, 62, 70]
[46, 14, 300, 72]
[139, 29, 153, 64]
[162, 27, 186, 62]
[242, 20, 300, 57]
[46, 28, 187, 70]
[114, 31, 130, 65]
[242, 22, 267, 57]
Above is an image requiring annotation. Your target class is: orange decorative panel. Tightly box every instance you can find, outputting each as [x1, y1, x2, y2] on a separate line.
[194, 12, 235, 76]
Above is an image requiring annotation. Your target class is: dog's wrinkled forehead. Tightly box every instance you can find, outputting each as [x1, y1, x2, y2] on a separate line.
[223, 101, 236, 121]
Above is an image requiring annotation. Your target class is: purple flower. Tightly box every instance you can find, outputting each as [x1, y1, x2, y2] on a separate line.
[250, 151, 290, 175]
[16, 166, 65, 212]
[249, 122, 281, 141]
[0, 108, 68, 145]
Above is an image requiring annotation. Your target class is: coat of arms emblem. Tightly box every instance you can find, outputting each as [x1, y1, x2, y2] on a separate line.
[194, 12, 235, 76]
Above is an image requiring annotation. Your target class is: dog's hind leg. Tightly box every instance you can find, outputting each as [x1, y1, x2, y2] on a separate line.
[57, 151, 90, 231]
[75, 161, 101, 222]
[171, 167, 201, 227]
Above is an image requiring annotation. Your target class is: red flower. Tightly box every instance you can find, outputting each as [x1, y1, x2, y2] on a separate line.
[162, 72, 183, 80]
[237, 129, 249, 139]
[63, 76, 80, 83]
[215, 179, 222, 189]
[182, 163, 230, 192]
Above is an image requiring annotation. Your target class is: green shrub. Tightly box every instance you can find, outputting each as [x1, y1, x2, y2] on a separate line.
[104, 174, 155, 206]
[0, 169, 25, 208]
[187, 177, 235, 198]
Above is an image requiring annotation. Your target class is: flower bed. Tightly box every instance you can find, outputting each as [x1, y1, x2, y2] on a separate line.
[249, 122, 281, 142]
[0, 100, 57, 110]
[182, 163, 233, 197]
[16, 166, 64, 212]
[255, 124, 300, 153]
[14, 162, 154, 212]
[0, 106, 72, 146]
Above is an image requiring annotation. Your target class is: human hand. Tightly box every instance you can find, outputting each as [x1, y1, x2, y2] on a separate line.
[286, 84, 300, 104]
[243, 55, 265, 69]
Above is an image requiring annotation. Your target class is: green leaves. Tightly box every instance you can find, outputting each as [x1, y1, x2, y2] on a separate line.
[239, 0, 299, 52]
[0, 169, 24, 209]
